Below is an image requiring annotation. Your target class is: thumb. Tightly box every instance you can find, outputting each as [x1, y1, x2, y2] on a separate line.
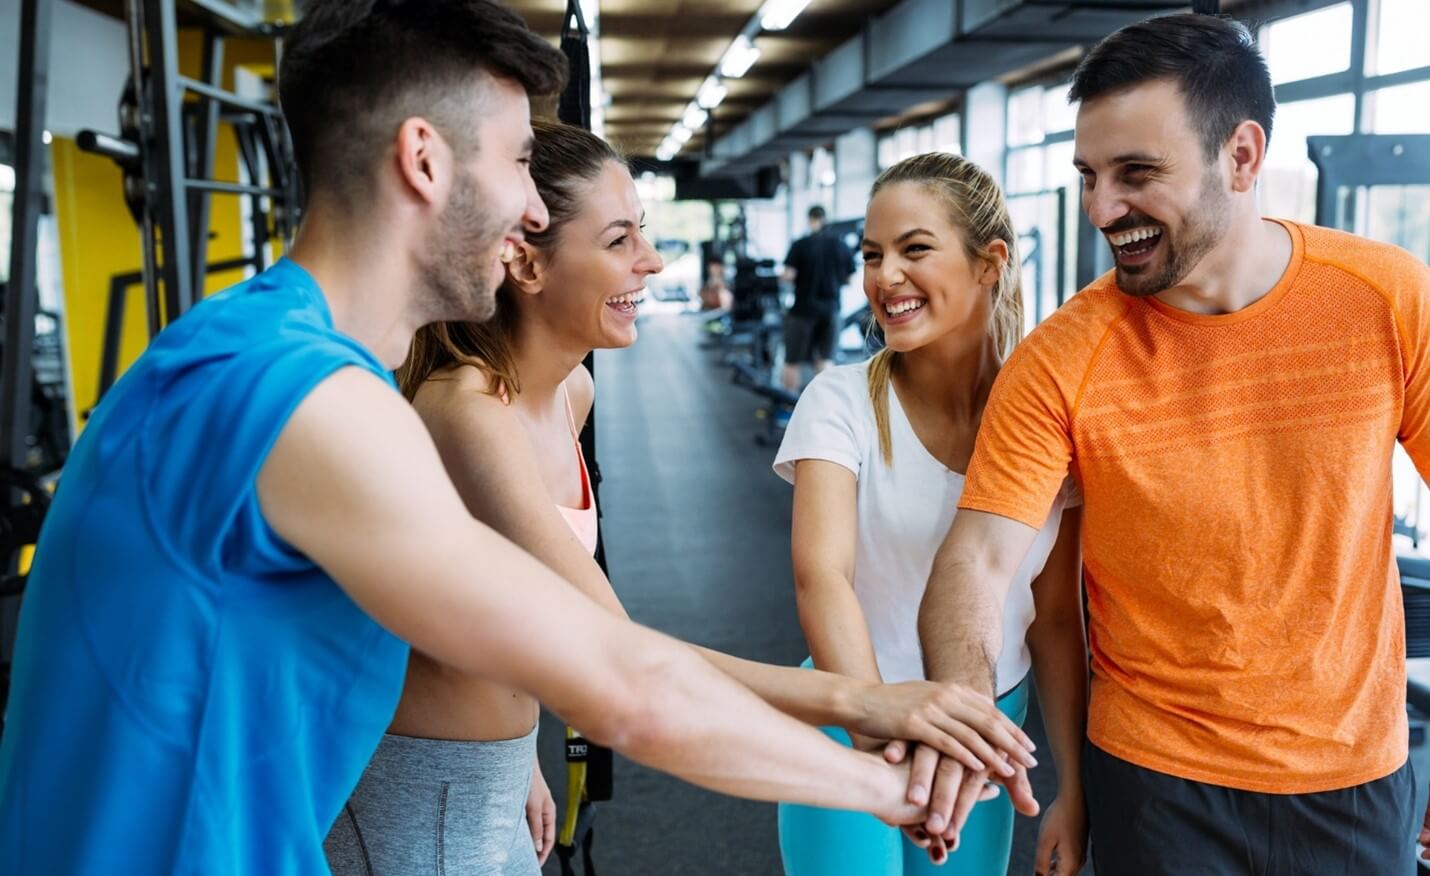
[884, 739, 908, 764]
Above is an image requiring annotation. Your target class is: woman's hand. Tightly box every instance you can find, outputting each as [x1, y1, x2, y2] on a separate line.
[1034, 792, 1088, 876]
[525, 760, 557, 866]
[846, 679, 1038, 780]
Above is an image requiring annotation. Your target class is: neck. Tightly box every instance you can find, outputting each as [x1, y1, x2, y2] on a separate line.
[1154, 210, 1291, 316]
[510, 310, 589, 404]
[894, 327, 1001, 423]
[286, 201, 427, 368]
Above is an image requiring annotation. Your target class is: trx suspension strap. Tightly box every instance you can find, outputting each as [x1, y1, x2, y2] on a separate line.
[555, 3, 614, 873]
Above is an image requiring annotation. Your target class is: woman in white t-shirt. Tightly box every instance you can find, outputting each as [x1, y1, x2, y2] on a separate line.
[775, 153, 1088, 876]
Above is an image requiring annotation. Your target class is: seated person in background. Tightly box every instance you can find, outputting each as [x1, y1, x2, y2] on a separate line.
[700, 258, 732, 311]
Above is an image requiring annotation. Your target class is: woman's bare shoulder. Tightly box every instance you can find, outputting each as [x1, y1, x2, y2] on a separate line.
[564, 363, 594, 430]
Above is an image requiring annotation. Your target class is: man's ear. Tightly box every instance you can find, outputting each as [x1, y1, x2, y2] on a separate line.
[505, 242, 545, 295]
[1225, 119, 1267, 195]
[394, 116, 446, 206]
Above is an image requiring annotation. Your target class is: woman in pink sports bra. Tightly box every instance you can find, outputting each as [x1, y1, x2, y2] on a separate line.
[329, 120, 1041, 876]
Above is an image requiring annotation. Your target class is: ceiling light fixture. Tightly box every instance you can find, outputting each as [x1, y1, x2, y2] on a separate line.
[719, 35, 761, 78]
[759, 0, 812, 31]
[697, 77, 728, 110]
[682, 105, 709, 130]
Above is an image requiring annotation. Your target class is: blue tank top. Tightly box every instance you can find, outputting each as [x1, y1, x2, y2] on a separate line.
[0, 259, 410, 874]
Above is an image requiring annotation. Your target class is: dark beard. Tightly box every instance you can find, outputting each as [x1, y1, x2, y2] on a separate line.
[1113, 168, 1231, 298]
[418, 171, 509, 322]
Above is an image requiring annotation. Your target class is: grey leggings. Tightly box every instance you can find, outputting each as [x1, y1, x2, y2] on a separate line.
[325, 726, 540, 876]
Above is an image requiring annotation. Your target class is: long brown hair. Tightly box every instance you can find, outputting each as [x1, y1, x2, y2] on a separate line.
[865, 152, 1023, 466]
[396, 119, 623, 400]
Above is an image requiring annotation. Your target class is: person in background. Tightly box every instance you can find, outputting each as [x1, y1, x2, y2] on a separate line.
[782, 205, 857, 392]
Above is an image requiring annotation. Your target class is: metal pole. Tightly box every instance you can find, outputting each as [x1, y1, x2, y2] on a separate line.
[145, 0, 196, 323]
[1, 0, 55, 471]
[190, 33, 225, 295]
[125, 0, 162, 338]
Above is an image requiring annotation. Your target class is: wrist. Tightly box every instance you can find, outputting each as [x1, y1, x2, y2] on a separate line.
[1055, 780, 1085, 807]
[834, 676, 874, 729]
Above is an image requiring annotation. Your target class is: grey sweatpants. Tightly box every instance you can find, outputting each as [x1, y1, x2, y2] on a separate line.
[325, 726, 540, 875]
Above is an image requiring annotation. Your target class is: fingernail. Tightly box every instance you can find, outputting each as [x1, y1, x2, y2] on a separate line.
[970, 759, 986, 771]
[910, 785, 928, 804]
[999, 761, 1016, 776]
[928, 814, 945, 832]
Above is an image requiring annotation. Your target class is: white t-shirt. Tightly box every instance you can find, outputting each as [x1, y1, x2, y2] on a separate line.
[774, 360, 1077, 696]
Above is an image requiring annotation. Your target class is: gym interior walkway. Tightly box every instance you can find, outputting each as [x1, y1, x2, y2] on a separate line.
[535, 311, 1071, 875]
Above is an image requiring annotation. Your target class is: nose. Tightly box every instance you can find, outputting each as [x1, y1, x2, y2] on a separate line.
[521, 169, 549, 233]
[635, 231, 663, 275]
[873, 257, 903, 293]
[1083, 180, 1127, 231]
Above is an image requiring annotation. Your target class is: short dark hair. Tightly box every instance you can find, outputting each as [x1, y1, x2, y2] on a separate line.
[279, 0, 567, 200]
[808, 205, 827, 222]
[1069, 13, 1275, 162]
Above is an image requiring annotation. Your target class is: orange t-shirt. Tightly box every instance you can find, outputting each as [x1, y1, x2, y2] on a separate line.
[961, 220, 1430, 793]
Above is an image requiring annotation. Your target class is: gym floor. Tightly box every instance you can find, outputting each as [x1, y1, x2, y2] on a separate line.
[537, 312, 1430, 875]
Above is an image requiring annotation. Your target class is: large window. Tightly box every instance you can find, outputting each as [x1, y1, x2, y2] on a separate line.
[1262, 94, 1356, 223]
[1005, 80, 1080, 328]
[875, 112, 961, 172]
[1371, 0, 1430, 76]
[1261, 3, 1353, 85]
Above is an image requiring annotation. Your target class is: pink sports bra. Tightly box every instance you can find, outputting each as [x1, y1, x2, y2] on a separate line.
[493, 379, 598, 556]
[555, 386, 599, 557]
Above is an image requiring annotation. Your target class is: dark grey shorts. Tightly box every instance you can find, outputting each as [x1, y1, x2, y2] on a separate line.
[325, 726, 540, 876]
[1084, 740, 1416, 875]
[784, 310, 839, 365]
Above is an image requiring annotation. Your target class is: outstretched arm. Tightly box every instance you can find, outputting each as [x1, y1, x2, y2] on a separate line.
[257, 368, 921, 817]
[419, 378, 1035, 772]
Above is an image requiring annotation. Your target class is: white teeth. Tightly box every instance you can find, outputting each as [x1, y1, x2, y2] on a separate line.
[499, 240, 516, 264]
[884, 299, 926, 316]
[1108, 226, 1163, 247]
[608, 290, 646, 307]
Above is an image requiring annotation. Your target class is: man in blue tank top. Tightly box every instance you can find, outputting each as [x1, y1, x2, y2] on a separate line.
[0, 2, 1043, 872]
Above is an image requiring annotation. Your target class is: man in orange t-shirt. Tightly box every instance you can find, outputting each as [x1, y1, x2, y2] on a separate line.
[913, 13, 1428, 874]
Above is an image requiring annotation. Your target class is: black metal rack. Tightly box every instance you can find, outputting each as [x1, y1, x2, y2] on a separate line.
[1, 0, 297, 716]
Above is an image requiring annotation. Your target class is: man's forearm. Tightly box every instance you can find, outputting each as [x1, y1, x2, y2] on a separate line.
[919, 554, 1004, 696]
[599, 632, 914, 819]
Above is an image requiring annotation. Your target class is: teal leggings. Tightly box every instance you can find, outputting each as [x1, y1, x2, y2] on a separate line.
[777, 662, 1030, 876]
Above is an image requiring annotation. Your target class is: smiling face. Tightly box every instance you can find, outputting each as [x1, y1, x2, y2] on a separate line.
[418, 73, 549, 322]
[521, 160, 663, 350]
[860, 181, 1003, 354]
[1073, 79, 1232, 298]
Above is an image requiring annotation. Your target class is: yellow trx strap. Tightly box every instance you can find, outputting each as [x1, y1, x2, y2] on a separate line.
[556, 727, 598, 876]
